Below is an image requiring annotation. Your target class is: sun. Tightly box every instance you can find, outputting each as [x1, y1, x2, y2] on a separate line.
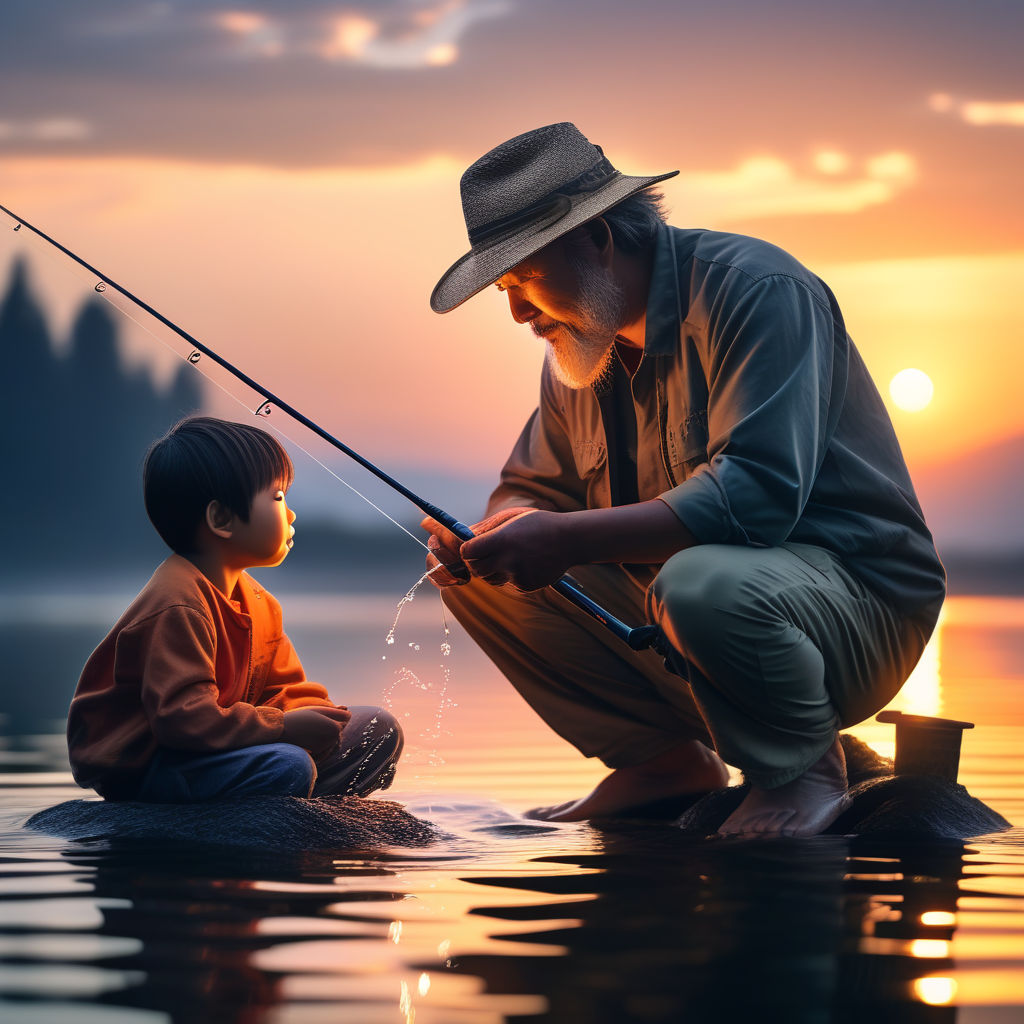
[889, 368, 934, 412]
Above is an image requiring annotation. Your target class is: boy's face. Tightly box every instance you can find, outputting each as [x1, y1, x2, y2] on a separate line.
[228, 484, 296, 569]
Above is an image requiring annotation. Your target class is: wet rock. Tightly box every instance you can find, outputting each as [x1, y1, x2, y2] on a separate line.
[25, 794, 445, 851]
[675, 734, 1011, 839]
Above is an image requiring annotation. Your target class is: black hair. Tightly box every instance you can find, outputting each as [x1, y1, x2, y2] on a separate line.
[598, 186, 667, 253]
[143, 416, 294, 554]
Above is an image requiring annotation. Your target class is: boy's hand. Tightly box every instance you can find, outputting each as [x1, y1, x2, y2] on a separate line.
[309, 705, 352, 726]
[280, 707, 345, 759]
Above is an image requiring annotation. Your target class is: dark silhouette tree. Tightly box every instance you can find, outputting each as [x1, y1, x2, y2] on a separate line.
[0, 258, 203, 574]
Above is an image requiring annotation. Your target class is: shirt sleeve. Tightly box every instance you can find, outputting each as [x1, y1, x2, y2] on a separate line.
[135, 605, 285, 751]
[660, 272, 845, 547]
[487, 367, 592, 515]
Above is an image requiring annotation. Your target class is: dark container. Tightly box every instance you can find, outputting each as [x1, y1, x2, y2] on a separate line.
[876, 711, 974, 782]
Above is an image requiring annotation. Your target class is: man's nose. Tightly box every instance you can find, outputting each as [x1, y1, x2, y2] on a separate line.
[507, 291, 540, 324]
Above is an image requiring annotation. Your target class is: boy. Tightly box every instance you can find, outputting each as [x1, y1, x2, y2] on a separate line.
[67, 416, 402, 802]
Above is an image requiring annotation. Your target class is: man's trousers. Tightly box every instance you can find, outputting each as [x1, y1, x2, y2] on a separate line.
[442, 542, 940, 788]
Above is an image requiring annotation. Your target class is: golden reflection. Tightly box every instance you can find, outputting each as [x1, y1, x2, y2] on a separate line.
[913, 976, 958, 1005]
[388, 920, 403, 944]
[910, 938, 950, 958]
[418, 972, 431, 996]
[891, 606, 944, 718]
[920, 911, 957, 927]
[399, 978, 415, 1023]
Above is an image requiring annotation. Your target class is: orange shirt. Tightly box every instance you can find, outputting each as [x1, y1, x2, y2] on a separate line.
[67, 555, 334, 798]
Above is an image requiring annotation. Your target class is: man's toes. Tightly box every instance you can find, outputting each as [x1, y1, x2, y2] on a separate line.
[526, 801, 578, 821]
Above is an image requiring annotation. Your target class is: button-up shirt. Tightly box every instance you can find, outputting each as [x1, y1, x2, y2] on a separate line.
[489, 223, 945, 614]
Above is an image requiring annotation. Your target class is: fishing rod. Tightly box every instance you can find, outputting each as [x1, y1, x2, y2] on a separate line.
[1, 202, 662, 652]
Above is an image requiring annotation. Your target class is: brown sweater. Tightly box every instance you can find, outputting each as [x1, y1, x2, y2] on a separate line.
[67, 555, 334, 798]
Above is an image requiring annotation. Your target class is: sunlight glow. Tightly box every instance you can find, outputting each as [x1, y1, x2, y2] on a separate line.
[921, 911, 957, 927]
[814, 149, 849, 175]
[910, 939, 950, 959]
[913, 976, 958, 1005]
[889, 368, 934, 412]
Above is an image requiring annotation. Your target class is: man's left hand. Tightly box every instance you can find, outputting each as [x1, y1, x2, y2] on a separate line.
[459, 507, 573, 591]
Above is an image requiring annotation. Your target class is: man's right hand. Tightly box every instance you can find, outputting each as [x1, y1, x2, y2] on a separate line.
[421, 508, 536, 589]
[280, 707, 344, 759]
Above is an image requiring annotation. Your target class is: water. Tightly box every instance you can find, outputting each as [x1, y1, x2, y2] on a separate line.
[1, 592, 1022, 1021]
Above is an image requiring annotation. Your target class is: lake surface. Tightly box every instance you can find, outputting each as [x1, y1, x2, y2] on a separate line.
[1, 585, 1022, 1022]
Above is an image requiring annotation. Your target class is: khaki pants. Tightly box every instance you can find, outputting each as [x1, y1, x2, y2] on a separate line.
[442, 543, 940, 788]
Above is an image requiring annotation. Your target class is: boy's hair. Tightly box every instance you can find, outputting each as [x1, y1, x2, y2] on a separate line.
[143, 416, 294, 554]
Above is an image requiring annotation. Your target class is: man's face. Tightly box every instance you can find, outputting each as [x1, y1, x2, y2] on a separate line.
[495, 237, 626, 389]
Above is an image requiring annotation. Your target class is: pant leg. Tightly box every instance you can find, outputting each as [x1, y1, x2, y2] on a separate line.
[441, 564, 710, 769]
[137, 742, 316, 802]
[648, 542, 939, 788]
[311, 706, 404, 797]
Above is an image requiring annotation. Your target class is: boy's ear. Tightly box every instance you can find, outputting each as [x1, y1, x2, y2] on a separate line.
[205, 500, 235, 539]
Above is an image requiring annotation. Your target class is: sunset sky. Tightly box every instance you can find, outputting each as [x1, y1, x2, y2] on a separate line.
[2, 0, 1022, 536]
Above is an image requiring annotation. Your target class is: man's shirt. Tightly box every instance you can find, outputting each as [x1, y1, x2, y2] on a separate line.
[490, 223, 946, 614]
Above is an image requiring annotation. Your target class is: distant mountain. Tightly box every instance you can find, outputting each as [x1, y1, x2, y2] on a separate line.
[912, 434, 1024, 555]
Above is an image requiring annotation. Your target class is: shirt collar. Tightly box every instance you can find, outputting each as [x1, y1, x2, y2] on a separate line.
[643, 223, 690, 357]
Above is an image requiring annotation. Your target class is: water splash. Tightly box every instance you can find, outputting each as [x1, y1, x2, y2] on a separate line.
[382, 568, 458, 769]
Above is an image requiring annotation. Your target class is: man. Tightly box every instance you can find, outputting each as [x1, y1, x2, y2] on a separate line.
[421, 122, 945, 836]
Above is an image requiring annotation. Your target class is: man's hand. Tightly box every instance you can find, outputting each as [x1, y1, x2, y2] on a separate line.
[280, 707, 346, 759]
[422, 507, 573, 592]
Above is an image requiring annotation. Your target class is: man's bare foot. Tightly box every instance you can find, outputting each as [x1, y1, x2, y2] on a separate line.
[527, 741, 729, 822]
[716, 735, 850, 838]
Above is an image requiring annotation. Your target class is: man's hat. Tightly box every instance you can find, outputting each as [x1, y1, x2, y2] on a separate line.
[430, 122, 678, 313]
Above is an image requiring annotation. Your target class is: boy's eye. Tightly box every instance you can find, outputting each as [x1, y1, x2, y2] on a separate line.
[274, 491, 285, 501]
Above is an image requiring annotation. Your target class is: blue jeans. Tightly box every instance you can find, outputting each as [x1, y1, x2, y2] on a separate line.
[135, 706, 403, 803]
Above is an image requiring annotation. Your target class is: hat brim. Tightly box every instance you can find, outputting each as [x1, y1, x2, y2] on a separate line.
[430, 169, 679, 313]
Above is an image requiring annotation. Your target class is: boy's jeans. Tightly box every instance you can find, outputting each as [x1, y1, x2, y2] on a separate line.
[135, 706, 403, 802]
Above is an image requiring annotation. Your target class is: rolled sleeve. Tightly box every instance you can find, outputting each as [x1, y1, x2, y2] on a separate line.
[660, 273, 841, 547]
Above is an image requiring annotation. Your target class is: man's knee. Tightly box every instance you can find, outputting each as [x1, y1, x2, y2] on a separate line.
[650, 546, 764, 656]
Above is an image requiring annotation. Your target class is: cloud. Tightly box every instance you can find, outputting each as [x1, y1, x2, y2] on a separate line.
[930, 93, 1024, 127]
[210, 1, 509, 68]
[666, 150, 917, 223]
[0, 118, 93, 142]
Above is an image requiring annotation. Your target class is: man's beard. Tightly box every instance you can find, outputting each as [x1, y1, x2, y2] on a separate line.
[535, 256, 627, 390]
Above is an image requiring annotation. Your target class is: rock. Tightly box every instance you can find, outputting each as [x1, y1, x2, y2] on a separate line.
[674, 734, 1011, 839]
[25, 794, 444, 851]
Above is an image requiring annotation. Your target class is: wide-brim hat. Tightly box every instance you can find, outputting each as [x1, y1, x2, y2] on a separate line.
[430, 122, 678, 313]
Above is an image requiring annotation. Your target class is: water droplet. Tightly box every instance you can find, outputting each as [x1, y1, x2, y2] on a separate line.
[13, 223, 21, 232]
[94, 282, 107, 292]
[381, 655, 386, 660]
[187, 351, 202, 364]
[386, 636, 395, 646]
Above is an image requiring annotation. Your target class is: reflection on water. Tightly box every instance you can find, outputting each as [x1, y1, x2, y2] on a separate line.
[1, 594, 1022, 1021]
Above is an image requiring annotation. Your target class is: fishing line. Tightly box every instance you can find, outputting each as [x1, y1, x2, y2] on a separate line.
[4, 210, 429, 551]
[97, 280, 430, 557]
[0, 203, 662, 653]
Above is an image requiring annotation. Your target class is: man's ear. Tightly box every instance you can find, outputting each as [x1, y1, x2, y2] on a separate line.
[205, 500, 235, 540]
[584, 217, 614, 268]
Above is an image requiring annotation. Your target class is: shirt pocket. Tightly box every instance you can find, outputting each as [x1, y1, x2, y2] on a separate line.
[572, 439, 607, 480]
[667, 408, 709, 477]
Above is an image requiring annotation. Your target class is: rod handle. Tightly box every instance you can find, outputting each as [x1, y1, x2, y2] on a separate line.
[436, 514, 660, 653]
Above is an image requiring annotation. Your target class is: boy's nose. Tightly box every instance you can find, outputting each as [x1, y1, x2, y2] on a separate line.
[288, 507, 296, 525]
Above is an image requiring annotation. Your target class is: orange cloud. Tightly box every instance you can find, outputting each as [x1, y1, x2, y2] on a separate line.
[930, 93, 1024, 127]
[663, 151, 917, 223]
